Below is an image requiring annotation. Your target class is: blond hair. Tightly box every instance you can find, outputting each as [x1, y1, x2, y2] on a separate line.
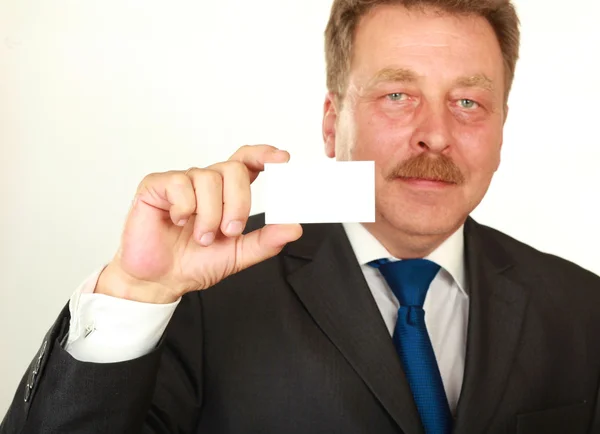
[325, 0, 520, 102]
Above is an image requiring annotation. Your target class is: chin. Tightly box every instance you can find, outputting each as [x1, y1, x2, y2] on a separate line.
[378, 201, 468, 237]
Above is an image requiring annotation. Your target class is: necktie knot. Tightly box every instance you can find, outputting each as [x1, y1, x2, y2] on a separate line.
[369, 258, 441, 307]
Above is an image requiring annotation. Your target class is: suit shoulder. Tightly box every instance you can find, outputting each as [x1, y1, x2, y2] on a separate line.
[475, 222, 600, 290]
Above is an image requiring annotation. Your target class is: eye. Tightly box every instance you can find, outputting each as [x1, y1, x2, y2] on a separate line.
[387, 93, 408, 102]
[457, 99, 479, 109]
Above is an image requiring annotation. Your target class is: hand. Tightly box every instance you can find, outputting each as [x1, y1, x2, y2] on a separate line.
[95, 145, 303, 304]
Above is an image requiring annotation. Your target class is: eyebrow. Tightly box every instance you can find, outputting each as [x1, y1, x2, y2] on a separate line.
[365, 68, 495, 92]
[454, 74, 494, 92]
[366, 67, 420, 88]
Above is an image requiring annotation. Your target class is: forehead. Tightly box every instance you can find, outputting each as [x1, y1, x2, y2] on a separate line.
[349, 5, 505, 91]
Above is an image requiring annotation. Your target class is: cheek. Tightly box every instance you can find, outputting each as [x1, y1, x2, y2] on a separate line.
[352, 108, 414, 160]
[457, 128, 502, 177]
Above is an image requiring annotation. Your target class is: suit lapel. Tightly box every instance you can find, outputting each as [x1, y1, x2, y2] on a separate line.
[283, 223, 424, 434]
[453, 218, 531, 434]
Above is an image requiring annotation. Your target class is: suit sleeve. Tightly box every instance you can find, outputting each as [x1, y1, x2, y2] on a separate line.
[0, 292, 204, 434]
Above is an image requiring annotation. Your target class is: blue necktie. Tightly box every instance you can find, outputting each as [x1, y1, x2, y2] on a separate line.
[369, 258, 453, 434]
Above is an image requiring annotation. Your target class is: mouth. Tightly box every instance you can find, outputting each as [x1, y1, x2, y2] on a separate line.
[396, 176, 457, 188]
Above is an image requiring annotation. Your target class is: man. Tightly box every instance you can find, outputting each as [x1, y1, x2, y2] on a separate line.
[2, 0, 600, 433]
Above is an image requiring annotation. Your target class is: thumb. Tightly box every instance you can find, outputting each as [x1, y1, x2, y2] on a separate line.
[235, 224, 303, 271]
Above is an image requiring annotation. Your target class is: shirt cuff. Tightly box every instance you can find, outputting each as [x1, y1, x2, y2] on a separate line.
[65, 266, 181, 363]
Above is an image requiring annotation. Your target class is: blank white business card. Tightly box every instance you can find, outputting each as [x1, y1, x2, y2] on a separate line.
[263, 160, 375, 224]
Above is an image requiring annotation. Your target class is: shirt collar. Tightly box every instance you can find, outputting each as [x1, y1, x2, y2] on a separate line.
[342, 222, 468, 295]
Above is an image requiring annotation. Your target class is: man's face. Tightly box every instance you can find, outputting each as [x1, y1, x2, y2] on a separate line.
[323, 5, 507, 238]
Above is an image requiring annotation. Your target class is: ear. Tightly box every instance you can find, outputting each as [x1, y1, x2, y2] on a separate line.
[322, 92, 338, 158]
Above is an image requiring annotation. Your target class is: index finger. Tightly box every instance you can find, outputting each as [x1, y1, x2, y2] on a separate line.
[228, 144, 290, 183]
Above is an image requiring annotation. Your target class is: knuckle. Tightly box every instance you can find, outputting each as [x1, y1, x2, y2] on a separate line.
[224, 160, 249, 177]
[187, 168, 221, 188]
[136, 172, 163, 195]
[231, 144, 269, 160]
[199, 169, 223, 188]
[138, 171, 159, 187]
[229, 145, 248, 161]
[170, 172, 192, 188]
[238, 144, 252, 153]
[183, 167, 198, 176]
[236, 144, 258, 155]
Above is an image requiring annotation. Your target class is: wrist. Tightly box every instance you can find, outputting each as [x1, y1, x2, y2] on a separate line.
[94, 262, 179, 304]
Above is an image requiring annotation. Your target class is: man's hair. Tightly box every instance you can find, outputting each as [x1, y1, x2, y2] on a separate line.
[325, 0, 520, 102]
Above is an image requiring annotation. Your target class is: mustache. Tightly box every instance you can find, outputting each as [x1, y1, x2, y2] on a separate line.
[386, 153, 465, 184]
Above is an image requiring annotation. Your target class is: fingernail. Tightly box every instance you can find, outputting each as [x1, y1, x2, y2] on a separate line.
[199, 232, 215, 246]
[226, 220, 243, 235]
[177, 219, 188, 227]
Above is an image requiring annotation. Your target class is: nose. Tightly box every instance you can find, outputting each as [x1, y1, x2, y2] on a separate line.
[409, 104, 453, 154]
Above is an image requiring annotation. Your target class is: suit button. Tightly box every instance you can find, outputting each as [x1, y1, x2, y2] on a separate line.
[33, 340, 47, 373]
[38, 340, 47, 360]
[23, 340, 48, 403]
[24, 383, 32, 402]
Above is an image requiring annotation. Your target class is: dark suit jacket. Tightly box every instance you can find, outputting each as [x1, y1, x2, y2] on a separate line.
[2, 215, 600, 434]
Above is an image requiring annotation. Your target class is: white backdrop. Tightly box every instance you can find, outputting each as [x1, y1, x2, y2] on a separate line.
[1, 0, 599, 416]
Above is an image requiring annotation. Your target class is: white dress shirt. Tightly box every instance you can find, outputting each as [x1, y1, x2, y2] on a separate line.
[65, 268, 180, 363]
[65, 223, 469, 412]
[342, 222, 469, 413]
